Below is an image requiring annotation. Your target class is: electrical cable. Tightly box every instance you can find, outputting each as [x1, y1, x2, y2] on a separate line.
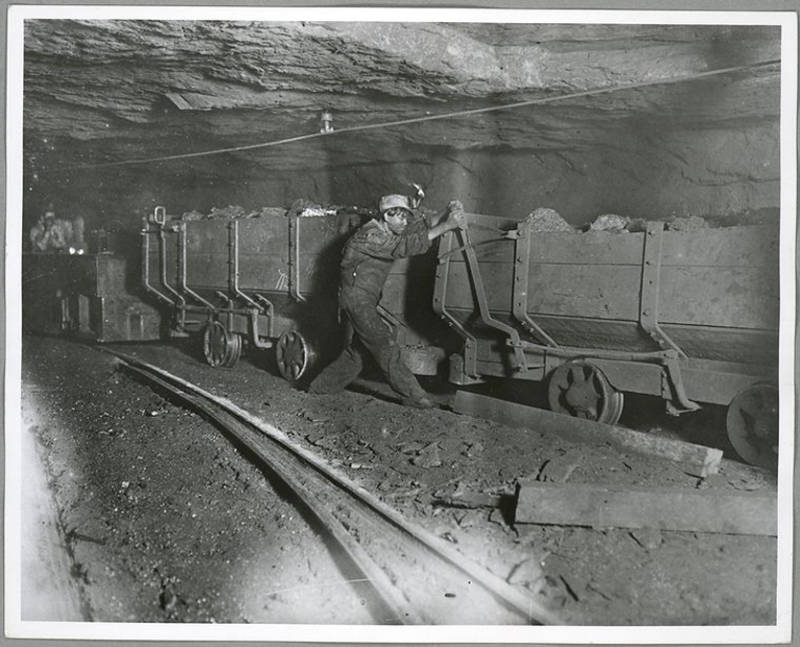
[56, 58, 780, 172]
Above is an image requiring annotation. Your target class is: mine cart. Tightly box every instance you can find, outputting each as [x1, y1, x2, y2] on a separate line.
[22, 250, 162, 343]
[434, 213, 780, 468]
[142, 205, 449, 382]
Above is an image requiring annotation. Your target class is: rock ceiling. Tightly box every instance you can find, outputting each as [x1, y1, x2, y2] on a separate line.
[23, 20, 780, 178]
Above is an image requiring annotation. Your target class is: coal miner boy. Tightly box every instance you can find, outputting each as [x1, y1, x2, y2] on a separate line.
[29, 203, 86, 253]
[309, 194, 466, 408]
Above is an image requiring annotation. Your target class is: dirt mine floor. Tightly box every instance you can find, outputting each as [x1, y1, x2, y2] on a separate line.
[17, 335, 777, 626]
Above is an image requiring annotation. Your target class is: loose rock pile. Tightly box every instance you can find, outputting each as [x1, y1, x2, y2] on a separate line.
[180, 205, 288, 220]
[526, 207, 575, 232]
[525, 206, 778, 234]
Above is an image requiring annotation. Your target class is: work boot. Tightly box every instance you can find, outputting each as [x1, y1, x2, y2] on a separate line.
[402, 395, 437, 409]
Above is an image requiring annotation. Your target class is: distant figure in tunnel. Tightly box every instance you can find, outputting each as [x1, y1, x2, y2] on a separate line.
[29, 203, 86, 254]
[309, 194, 467, 408]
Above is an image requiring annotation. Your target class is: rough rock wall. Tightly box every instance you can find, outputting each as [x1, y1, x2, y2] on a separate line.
[422, 122, 779, 224]
[40, 118, 777, 231]
[22, 20, 781, 232]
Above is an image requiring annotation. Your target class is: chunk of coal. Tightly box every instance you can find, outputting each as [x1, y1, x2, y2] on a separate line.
[589, 213, 632, 231]
[411, 442, 442, 468]
[180, 210, 205, 221]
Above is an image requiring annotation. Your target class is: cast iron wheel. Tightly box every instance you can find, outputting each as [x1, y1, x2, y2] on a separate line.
[275, 330, 315, 382]
[547, 360, 624, 425]
[222, 332, 243, 368]
[726, 383, 778, 470]
[202, 321, 237, 368]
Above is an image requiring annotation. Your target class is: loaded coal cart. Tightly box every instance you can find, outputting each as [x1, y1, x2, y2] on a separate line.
[141, 203, 450, 383]
[434, 212, 780, 468]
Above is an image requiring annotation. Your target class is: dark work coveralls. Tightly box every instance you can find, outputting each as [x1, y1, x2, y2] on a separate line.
[309, 215, 431, 401]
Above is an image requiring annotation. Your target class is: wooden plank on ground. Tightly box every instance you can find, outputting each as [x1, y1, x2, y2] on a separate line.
[452, 390, 722, 477]
[515, 480, 777, 536]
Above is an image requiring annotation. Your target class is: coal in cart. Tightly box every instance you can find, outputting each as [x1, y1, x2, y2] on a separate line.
[434, 212, 780, 469]
[141, 204, 451, 382]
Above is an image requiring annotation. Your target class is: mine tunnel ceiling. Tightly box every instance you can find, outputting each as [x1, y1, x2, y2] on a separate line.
[24, 20, 780, 176]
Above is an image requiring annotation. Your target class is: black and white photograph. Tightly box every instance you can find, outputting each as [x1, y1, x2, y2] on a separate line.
[4, 4, 795, 643]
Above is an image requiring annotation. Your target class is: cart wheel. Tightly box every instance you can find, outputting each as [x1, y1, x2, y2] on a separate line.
[202, 321, 238, 368]
[222, 333, 243, 368]
[547, 360, 624, 425]
[275, 330, 315, 382]
[726, 383, 778, 470]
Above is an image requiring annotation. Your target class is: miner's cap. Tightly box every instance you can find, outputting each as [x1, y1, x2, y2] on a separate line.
[379, 194, 413, 214]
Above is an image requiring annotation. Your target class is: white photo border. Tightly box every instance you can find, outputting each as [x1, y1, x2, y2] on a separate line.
[5, 5, 796, 644]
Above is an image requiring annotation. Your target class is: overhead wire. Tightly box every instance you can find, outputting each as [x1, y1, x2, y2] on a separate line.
[55, 58, 780, 173]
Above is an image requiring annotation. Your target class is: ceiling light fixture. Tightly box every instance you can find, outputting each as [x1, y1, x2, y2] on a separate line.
[320, 109, 334, 134]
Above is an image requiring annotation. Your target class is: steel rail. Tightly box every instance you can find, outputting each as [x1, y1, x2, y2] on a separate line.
[120, 360, 415, 624]
[103, 348, 564, 626]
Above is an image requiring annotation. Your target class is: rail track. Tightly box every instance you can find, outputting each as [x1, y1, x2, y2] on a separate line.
[104, 349, 563, 625]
